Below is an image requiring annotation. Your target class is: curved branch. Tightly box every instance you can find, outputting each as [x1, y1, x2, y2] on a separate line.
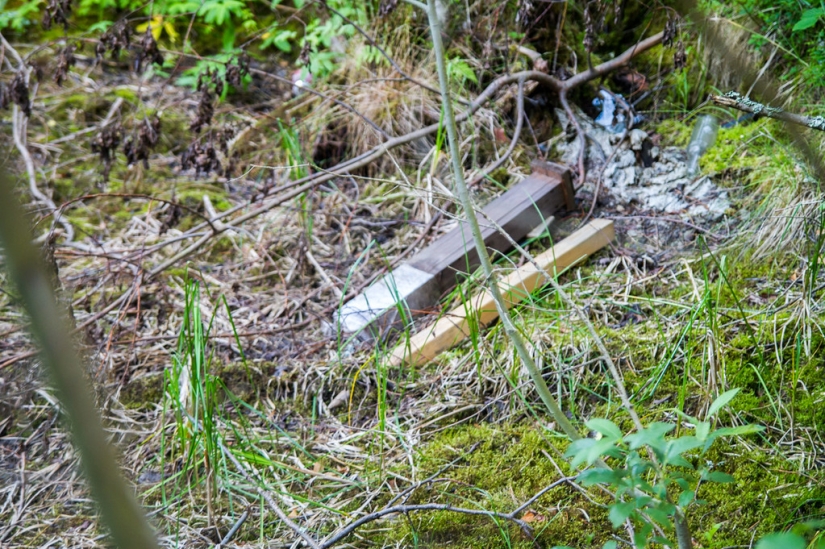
[143, 32, 663, 277]
[468, 77, 527, 186]
[321, 504, 533, 547]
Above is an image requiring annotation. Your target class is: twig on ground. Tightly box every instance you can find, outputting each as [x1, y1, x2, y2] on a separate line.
[219, 506, 251, 546]
[220, 444, 323, 549]
[711, 91, 825, 132]
[306, 248, 343, 300]
[321, 503, 536, 547]
[559, 89, 587, 184]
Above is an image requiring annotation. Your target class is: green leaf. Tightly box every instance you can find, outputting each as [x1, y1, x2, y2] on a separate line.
[678, 489, 695, 507]
[793, 8, 825, 32]
[565, 438, 597, 468]
[755, 533, 807, 549]
[695, 421, 710, 441]
[666, 436, 703, 461]
[88, 20, 114, 33]
[586, 418, 624, 440]
[634, 522, 653, 548]
[704, 471, 735, 483]
[707, 388, 740, 417]
[673, 477, 691, 490]
[602, 542, 618, 549]
[609, 501, 636, 528]
[625, 422, 674, 452]
[578, 468, 622, 486]
[447, 58, 478, 84]
[704, 424, 764, 451]
[587, 438, 623, 465]
[647, 506, 673, 527]
[714, 424, 765, 437]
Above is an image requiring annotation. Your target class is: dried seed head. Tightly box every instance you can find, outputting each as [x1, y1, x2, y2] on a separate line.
[91, 123, 122, 183]
[211, 69, 224, 97]
[226, 54, 249, 89]
[191, 86, 214, 133]
[43, 0, 72, 30]
[299, 41, 311, 69]
[180, 141, 222, 177]
[663, 17, 678, 47]
[379, 0, 399, 16]
[674, 40, 687, 71]
[0, 83, 8, 110]
[97, 21, 131, 62]
[124, 116, 161, 168]
[10, 72, 31, 117]
[54, 44, 76, 86]
[225, 64, 241, 89]
[214, 125, 236, 154]
[136, 28, 163, 72]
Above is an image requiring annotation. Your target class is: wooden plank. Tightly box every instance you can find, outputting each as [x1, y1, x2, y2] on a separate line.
[408, 164, 573, 295]
[336, 162, 575, 339]
[390, 219, 614, 366]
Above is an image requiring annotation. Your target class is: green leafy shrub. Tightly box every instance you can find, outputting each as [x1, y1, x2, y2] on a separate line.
[563, 389, 763, 548]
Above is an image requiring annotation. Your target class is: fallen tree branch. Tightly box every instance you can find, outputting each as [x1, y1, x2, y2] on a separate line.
[0, 166, 160, 549]
[468, 77, 527, 186]
[323, 503, 535, 546]
[221, 444, 323, 549]
[142, 33, 662, 278]
[321, 476, 576, 548]
[710, 91, 825, 131]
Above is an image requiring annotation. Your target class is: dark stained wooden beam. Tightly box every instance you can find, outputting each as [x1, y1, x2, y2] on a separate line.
[336, 162, 575, 339]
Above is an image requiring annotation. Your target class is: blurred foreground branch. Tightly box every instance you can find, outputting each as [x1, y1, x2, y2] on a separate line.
[711, 91, 825, 132]
[0, 168, 160, 549]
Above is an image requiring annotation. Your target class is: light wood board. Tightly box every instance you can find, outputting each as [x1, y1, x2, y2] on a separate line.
[390, 219, 614, 366]
[337, 162, 575, 338]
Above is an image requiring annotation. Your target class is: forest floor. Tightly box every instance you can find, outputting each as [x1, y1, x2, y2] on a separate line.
[1, 5, 824, 549]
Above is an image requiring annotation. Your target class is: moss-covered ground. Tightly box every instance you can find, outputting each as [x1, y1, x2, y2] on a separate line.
[1, 4, 824, 548]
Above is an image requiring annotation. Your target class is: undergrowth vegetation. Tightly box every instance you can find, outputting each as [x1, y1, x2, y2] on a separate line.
[1, 0, 825, 548]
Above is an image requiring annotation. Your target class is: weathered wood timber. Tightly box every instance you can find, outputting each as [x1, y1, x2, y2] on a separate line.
[336, 161, 576, 339]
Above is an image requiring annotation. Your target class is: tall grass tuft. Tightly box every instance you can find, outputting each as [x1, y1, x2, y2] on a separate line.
[162, 277, 225, 526]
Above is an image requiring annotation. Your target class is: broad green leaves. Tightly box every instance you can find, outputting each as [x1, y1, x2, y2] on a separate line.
[793, 8, 825, 32]
[707, 388, 740, 417]
[565, 388, 764, 548]
[446, 58, 478, 84]
[756, 533, 807, 549]
[198, 0, 245, 26]
[587, 418, 623, 440]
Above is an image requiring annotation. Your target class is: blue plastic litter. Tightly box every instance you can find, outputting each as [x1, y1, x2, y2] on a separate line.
[593, 90, 629, 133]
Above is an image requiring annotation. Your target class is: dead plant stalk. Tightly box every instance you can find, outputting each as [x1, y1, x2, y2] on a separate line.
[425, 0, 579, 440]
